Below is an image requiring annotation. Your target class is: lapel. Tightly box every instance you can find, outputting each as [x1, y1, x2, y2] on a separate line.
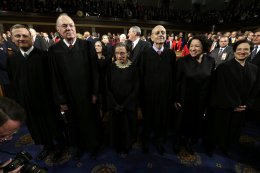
[132, 40, 141, 62]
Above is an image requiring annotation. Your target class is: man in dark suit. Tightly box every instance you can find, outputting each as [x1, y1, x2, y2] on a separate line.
[247, 28, 260, 123]
[209, 36, 234, 68]
[42, 32, 54, 50]
[7, 24, 65, 162]
[29, 28, 48, 51]
[127, 26, 151, 66]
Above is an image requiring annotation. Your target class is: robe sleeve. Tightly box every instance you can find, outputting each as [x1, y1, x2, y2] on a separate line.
[48, 46, 67, 105]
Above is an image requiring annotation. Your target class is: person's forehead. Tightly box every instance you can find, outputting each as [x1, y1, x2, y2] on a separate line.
[59, 16, 74, 24]
[116, 46, 126, 51]
[0, 120, 20, 135]
[153, 26, 166, 32]
[12, 28, 30, 35]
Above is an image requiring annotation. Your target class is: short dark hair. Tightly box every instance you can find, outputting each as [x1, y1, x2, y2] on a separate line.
[10, 24, 31, 36]
[232, 39, 254, 52]
[0, 97, 26, 126]
[188, 35, 210, 53]
[115, 42, 130, 53]
[253, 28, 260, 33]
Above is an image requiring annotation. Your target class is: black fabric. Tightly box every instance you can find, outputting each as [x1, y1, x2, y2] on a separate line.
[205, 58, 260, 151]
[48, 39, 101, 151]
[7, 47, 63, 145]
[175, 54, 215, 140]
[139, 47, 176, 143]
[106, 61, 139, 151]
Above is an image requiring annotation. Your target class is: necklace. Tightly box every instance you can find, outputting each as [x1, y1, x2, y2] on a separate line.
[115, 60, 132, 69]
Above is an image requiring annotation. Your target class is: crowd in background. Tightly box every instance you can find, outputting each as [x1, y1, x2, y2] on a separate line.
[0, 0, 260, 24]
[0, 12, 260, 170]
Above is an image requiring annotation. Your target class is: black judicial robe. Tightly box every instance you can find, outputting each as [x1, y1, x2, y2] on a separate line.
[48, 39, 100, 150]
[106, 61, 139, 150]
[175, 54, 215, 139]
[7, 48, 62, 144]
[206, 58, 260, 148]
[140, 47, 176, 142]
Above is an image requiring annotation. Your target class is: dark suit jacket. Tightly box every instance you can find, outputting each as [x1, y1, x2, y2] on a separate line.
[130, 39, 151, 66]
[34, 36, 48, 51]
[248, 49, 260, 111]
[250, 50, 260, 68]
[43, 38, 54, 49]
[209, 46, 234, 68]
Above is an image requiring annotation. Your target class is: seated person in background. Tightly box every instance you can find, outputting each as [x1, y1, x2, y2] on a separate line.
[0, 97, 26, 173]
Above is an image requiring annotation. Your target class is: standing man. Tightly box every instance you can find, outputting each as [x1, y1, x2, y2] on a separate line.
[128, 26, 151, 66]
[210, 36, 234, 68]
[29, 28, 48, 51]
[247, 28, 260, 124]
[139, 25, 176, 155]
[48, 13, 101, 159]
[7, 24, 65, 161]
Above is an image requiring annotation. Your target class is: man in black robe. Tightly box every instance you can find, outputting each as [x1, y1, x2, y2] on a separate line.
[7, 24, 65, 161]
[48, 14, 101, 159]
[204, 40, 260, 156]
[139, 25, 176, 155]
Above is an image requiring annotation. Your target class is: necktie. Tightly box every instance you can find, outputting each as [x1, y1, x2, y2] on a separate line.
[24, 53, 28, 59]
[251, 46, 258, 61]
[132, 42, 134, 50]
[157, 50, 162, 55]
[69, 44, 73, 49]
[218, 48, 223, 55]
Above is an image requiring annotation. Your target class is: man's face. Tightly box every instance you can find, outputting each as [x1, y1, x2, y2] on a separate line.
[253, 31, 260, 45]
[128, 28, 136, 41]
[151, 26, 166, 44]
[0, 120, 21, 143]
[219, 37, 229, 47]
[11, 28, 33, 51]
[57, 16, 76, 41]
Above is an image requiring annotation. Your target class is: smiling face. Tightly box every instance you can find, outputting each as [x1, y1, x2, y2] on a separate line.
[56, 15, 76, 42]
[189, 39, 203, 58]
[11, 27, 33, 51]
[234, 42, 251, 61]
[151, 25, 166, 45]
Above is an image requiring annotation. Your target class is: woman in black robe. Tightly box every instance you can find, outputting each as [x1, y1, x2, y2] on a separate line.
[174, 36, 215, 154]
[204, 40, 260, 156]
[106, 42, 139, 156]
[94, 41, 111, 118]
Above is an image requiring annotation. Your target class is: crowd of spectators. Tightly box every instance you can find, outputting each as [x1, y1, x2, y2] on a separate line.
[0, 0, 260, 25]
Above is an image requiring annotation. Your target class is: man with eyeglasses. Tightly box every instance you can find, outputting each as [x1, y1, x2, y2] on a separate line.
[48, 13, 101, 159]
[0, 97, 26, 173]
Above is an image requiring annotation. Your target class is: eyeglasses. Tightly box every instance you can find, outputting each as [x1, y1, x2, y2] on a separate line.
[253, 35, 260, 37]
[58, 24, 75, 29]
[0, 130, 17, 143]
[115, 52, 127, 56]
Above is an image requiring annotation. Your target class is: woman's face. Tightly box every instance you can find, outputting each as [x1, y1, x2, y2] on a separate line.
[189, 39, 203, 58]
[95, 42, 102, 53]
[234, 43, 251, 61]
[115, 46, 128, 64]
